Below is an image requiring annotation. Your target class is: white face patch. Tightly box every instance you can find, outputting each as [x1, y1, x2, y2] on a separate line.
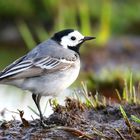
[60, 31, 84, 49]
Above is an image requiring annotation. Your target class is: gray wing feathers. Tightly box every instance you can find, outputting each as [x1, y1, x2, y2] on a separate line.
[0, 56, 75, 80]
[0, 55, 29, 79]
[0, 39, 77, 80]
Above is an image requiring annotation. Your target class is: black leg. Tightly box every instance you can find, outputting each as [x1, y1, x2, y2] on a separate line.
[32, 94, 55, 128]
[32, 93, 44, 121]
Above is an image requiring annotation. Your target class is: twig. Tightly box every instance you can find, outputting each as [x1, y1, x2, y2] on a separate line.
[17, 109, 30, 127]
[114, 128, 126, 140]
[55, 126, 94, 140]
[92, 127, 111, 140]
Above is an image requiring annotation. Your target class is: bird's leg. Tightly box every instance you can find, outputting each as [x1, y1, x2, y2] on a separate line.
[32, 93, 55, 128]
[32, 93, 44, 121]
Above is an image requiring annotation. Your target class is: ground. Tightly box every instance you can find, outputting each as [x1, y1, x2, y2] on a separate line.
[0, 98, 140, 140]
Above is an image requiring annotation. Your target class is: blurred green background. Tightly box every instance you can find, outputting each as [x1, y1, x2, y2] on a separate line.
[0, 0, 140, 107]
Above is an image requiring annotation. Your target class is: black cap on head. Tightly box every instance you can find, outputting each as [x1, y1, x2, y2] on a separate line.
[52, 29, 74, 42]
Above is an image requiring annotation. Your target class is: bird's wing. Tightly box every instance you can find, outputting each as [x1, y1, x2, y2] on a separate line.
[0, 55, 29, 79]
[0, 55, 75, 80]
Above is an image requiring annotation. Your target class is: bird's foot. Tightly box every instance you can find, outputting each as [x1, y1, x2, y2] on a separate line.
[40, 119, 56, 129]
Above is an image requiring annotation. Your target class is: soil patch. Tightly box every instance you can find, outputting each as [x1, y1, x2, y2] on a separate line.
[0, 98, 140, 140]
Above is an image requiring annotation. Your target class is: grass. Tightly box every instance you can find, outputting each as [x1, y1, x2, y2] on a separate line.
[119, 106, 140, 139]
[80, 78, 140, 139]
[119, 105, 134, 133]
[1, 0, 140, 35]
[120, 73, 140, 104]
[81, 81, 107, 108]
[131, 115, 140, 124]
[17, 20, 37, 50]
[82, 72, 140, 106]
[6, 0, 140, 52]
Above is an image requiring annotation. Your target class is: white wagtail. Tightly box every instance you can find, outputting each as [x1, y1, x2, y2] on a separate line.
[0, 29, 95, 125]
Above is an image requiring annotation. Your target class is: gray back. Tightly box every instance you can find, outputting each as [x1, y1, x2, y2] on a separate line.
[24, 39, 77, 60]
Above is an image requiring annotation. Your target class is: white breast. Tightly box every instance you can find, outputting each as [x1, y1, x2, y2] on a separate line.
[41, 59, 80, 96]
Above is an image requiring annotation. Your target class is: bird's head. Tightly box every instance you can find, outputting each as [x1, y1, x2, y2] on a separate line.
[51, 29, 95, 53]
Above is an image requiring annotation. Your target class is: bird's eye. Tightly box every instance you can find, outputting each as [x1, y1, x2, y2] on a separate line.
[71, 36, 76, 41]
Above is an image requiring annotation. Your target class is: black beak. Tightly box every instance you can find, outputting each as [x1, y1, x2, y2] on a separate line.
[83, 36, 96, 41]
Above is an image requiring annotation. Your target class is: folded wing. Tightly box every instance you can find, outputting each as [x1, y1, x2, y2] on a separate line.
[0, 56, 74, 80]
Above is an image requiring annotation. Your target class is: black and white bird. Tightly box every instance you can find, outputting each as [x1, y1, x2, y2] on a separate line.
[0, 29, 95, 125]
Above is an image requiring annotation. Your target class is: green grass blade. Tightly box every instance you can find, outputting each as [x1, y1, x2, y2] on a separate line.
[17, 20, 36, 50]
[131, 115, 140, 124]
[28, 106, 39, 117]
[119, 105, 127, 119]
